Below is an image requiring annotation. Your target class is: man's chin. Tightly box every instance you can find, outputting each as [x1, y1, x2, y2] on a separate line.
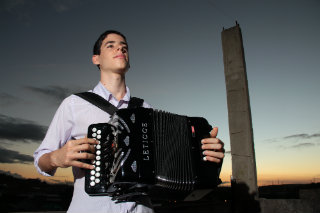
[114, 66, 129, 75]
[100, 64, 129, 75]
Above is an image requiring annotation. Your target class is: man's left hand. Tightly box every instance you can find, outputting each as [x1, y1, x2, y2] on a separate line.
[201, 127, 225, 163]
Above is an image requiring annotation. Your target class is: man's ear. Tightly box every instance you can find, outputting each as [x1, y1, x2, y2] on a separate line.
[92, 55, 100, 65]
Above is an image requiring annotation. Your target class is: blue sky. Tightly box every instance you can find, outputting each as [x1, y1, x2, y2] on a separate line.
[0, 0, 319, 185]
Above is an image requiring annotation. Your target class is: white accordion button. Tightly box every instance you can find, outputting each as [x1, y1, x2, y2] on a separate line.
[96, 166, 101, 172]
[92, 128, 97, 132]
[96, 150, 101, 155]
[95, 178, 100, 183]
[95, 172, 100, 177]
[96, 145, 101, 149]
[97, 135, 101, 139]
[97, 130, 101, 134]
[96, 161, 101, 166]
[92, 133, 97, 137]
[90, 170, 95, 175]
[96, 156, 101, 160]
[90, 181, 95, 186]
[90, 176, 95, 181]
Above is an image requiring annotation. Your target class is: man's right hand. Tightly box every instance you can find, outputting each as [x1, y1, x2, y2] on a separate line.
[51, 138, 98, 169]
[38, 138, 98, 172]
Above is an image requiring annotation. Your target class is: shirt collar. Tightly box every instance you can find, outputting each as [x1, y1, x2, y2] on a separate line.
[92, 81, 130, 102]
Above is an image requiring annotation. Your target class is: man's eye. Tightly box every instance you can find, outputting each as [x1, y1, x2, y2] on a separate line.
[107, 45, 114, 48]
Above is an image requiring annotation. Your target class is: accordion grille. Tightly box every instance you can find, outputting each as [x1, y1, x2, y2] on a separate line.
[153, 110, 195, 191]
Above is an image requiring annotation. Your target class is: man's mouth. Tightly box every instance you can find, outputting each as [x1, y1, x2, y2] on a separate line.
[114, 54, 126, 59]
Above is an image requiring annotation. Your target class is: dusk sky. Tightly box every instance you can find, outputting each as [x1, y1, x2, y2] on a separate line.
[0, 0, 319, 185]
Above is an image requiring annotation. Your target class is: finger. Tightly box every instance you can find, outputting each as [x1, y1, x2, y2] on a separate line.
[89, 144, 96, 153]
[202, 143, 223, 150]
[74, 152, 96, 160]
[71, 160, 95, 170]
[74, 138, 98, 145]
[203, 155, 222, 163]
[203, 150, 225, 159]
[210, 127, 218, 138]
[201, 138, 220, 144]
[74, 144, 96, 153]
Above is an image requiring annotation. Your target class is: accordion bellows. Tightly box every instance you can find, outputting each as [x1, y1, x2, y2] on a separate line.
[85, 108, 221, 200]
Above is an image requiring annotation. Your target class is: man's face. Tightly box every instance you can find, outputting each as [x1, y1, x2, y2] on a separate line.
[92, 33, 129, 74]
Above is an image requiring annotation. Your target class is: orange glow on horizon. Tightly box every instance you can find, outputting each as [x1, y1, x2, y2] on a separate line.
[1, 163, 319, 186]
[0, 163, 73, 184]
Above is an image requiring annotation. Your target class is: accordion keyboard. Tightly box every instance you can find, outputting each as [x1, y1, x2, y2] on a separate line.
[85, 123, 115, 195]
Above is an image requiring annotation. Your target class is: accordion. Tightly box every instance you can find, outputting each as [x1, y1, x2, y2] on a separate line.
[85, 108, 221, 201]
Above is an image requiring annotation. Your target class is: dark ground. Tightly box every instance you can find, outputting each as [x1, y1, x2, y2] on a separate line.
[1, 173, 319, 213]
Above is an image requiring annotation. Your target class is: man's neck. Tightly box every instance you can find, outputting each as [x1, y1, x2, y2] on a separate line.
[100, 71, 126, 101]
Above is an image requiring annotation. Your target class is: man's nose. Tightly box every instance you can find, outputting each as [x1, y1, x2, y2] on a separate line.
[117, 46, 126, 53]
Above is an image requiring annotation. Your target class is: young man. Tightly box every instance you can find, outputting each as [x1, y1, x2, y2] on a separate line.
[34, 30, 225, 213]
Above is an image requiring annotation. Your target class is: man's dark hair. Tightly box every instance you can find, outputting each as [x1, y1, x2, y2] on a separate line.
[93, 30, 127, 55]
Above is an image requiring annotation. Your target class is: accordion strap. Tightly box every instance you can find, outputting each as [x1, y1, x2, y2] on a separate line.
[127, 97, 144, 109]
[74, 92, 144, 115]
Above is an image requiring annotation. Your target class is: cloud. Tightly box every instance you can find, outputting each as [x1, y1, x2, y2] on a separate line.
[0, 93, 22, 107]
[290, 143, 315, 149]
[281, 132, 320, 149]
[25, 85, 76, 104]
[267, 132, 320, 143]
[26, 85, 70, 102]
[0, 147, 33, 164]
[0, 114, 46, 142]
[264, 131, 320, 150]
[284, 133, 320, 140]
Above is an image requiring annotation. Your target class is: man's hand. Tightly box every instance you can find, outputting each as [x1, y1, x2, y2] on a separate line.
[39, 138, 98, 173]
[50, 138, 98, 169]
[201, 127, 225, 163]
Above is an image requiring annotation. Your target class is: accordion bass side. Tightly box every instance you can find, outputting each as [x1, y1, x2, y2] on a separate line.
[85, 108, 222, 200]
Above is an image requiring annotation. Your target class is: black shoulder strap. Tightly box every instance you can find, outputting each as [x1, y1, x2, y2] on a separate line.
[128, 97, 144, 109]
[74, 92, 144, 115]
[75, 92, 118, 115]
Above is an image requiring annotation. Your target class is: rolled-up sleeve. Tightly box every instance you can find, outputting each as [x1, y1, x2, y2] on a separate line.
[34, 97, 74, 176]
